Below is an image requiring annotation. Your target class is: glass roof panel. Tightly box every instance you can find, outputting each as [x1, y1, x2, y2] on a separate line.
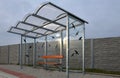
[45, 31, 53, 35]
[55, 26, 65, 31]
[27, 32, 38, 37]
[17, 23, 34, 30]
[34, 28, 48, 34]
[36, 4, 65, 20]
[9, 27, 42, 38]
[8, 2, 87, 38]
[25, 15, 45, 26]
[43, 23, 60, 30]
[56, 17, 66, 26]
[11, 28, 25, 34]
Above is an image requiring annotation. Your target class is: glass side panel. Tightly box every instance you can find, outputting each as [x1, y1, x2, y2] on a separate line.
[69, 16, 83, 28]
[69, 25, 83, 40]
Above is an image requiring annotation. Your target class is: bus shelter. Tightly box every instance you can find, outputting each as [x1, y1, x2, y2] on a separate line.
[8, 2, 88, 78]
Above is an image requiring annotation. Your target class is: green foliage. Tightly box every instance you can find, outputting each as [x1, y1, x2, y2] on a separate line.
[25, 64, 33, 67]
[85, 68, 120, 75]
[62, 67, 120, 75]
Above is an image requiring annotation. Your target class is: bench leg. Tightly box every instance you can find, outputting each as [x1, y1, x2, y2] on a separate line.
[54, 64, 63, 72]
[43, 64, 48, 70]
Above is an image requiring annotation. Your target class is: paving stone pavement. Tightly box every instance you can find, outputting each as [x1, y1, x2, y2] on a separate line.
[0, 65, 119, 78]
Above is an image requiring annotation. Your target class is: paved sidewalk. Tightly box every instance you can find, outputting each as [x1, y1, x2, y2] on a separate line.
[0, 65, 119, 78]
[0, 71, 18, 78]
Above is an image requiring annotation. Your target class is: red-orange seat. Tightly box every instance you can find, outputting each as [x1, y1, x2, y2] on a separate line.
[41, 55, 63, 59]
[38, 55, 63, 69]
[38, 62, 61, 65]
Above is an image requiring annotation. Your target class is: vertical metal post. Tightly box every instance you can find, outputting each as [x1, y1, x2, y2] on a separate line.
[24, 37, 26, 64]
[18, 44, 20, 65]
[66, 15, 70, 78]
[26, 41, 29, 65]
[20, 35, 23, 69]
[33, 38, 36, 68]
[0, 46, 2, 61]
[60, 31, 63, 63]
[8, 45, 10, 64]
[28, 43, 30, 65]
[82, 24, 85, 74]
[60, 30, 63, 71]
[44, 36, 47, 69]
[91, 39, 94, 68]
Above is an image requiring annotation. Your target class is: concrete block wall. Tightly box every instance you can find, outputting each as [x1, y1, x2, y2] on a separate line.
[93, 37, 120, 71]
[0, 44, 19, 64]
[84, 39, 91, 68]
[0, 45, 9, 64]
[9, 44, 19, 64]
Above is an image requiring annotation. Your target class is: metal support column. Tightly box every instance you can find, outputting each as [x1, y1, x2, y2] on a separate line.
[26, 41, 29, 65]
[60, 31, 63, 70]
[66, 15, 70, 78]
[20, 35, 23, 69]
[33, 38, 37, 68]
[91, 39, 94, 68]
[60, 31, 63, 63]
[44, 36, 47, 69]
[82, 24, 85, 74]
[18, 44, 20, 65]
[24, 37, 27, 64]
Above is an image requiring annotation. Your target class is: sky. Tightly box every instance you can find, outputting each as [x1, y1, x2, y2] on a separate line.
[0, 0, 120, 46]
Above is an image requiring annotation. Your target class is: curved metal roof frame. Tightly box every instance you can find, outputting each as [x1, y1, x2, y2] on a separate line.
[8, 2, 88, 39]
[35, 2, 88, 23]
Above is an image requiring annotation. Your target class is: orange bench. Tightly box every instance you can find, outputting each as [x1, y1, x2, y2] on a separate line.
[41, 55, 63, 59]
[38, 55, 63, 65]
[38, 55, 64, 70]
[38, 62, 61, 65]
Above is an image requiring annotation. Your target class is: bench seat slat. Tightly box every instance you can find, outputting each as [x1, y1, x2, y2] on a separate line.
[38, 62, 61, 65]
[40, 55, 63, 59]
